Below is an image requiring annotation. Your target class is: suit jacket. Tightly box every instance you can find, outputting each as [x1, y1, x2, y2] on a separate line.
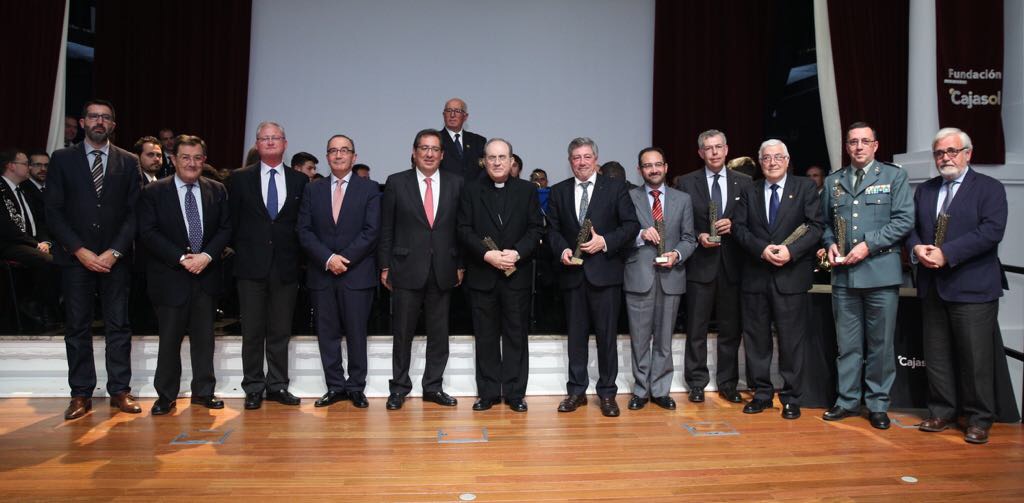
[18, 181, 46, 226]
[137, 176, 231, 307]
[227, 163, 308, 282]
[297, 174, 381, 291]
[676, 168, 752, 283]
[378, 168, 464, 290]
[623, 185, 696, 295]
[821, 161, 913, 288]
[456, 177, 544, 291]
[732, 176, 823, 294]
[0, 180, 47, 250]
[439, 128, 486, 182]
[907, 168, 1007, 303]
[45, 142, 140, 266]
[546, 174, 640, 289]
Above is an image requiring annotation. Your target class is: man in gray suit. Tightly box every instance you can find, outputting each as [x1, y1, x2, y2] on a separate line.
[624, 148, 696, 410]
[821, 122, 913, 430]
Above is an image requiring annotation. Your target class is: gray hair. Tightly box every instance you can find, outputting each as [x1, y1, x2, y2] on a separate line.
[758, 139, 790, 158]
[256, 121, 286, 139]
[933, 127, 972, 151]
[567, 137, 598, 157]
[484, 137, 513, 157]
[697, 129, 727, 149]
[444, 97, 468, 113]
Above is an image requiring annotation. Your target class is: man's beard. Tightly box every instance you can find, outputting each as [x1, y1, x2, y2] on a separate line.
[86, 127, 109, 144]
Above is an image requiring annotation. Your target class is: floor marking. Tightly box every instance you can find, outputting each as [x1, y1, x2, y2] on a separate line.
[170, 429, 233, 445]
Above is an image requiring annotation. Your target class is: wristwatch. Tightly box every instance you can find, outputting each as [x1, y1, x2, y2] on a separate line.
[111, 250, 122, 259]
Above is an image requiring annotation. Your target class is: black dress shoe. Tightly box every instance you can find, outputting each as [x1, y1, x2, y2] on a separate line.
[315, 390, 348, 408]
[507, 398, 528, 412]
[688, 389, 705, 403]
[743, 398, 772, 414]
[472, 397, 501, 411]
[266, 389, 301, 406]
[244, 392, 263, 410]
[869, 412, 891, 430]
[718, 389, 743, 403]
[151, 399, 176, 416]
[627, 395, 648, 410]
[822, 405, 858, 421]
[349, 391, 369, 408]
[919, 416, 954, 432]
[781, 403, 801, 420]
[190, 396, 225, 409]
[964, 425, 990, 444]
[651, 396, 676, 410]
[386, 393, 405, 410]
[422, 391, 458, 406]
[557, 394, 587, 412]
[599, 397, 620, 417]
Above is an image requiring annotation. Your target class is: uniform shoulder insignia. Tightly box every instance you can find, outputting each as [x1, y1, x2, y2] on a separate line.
[880, 161, 902, 169]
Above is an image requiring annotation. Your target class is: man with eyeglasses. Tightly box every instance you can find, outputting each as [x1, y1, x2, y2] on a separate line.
[379, 129, 465, 410]
[732, 139, 823, 420]
[623, 148, 695, 412]
[46, 99, 142, 420]
[439, 98, 487, 182]
[820, 121, 913, 430]
[297, 135, 380, 409]
[226, 121, 308, 410]
[907, 128, 1009, 444]
[675, 129, 751, 404]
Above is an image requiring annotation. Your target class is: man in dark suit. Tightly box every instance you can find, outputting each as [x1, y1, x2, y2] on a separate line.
[46, 99, 142, 420]
[457, 138, 544, 412]
[135, 136, 163, 186]
[26, 150, 48, 192]
[1, 150, 51, 264]
[547, 137, 640, 417]
[731, 139, 823, 420]
[675, 129, 751, 404]
[128, 136, 165, 334]
[8, 150, 58, 329]
[297, 134, 380, 409]
[137, 135, 231, 415]
[908, 128, 1007, 444]
[157, 128, 175, 179]
[227, 121, 308, 410]
[439, 97, 486, 182]
[379, 129, 464, 410]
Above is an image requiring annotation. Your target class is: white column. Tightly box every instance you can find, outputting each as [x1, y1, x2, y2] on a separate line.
[893, 0, 940, 180]
[813, 0, 842, 173]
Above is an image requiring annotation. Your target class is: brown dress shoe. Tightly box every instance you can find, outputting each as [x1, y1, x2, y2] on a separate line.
[919, 417, 954, 432]
[110, 392, 142, 414]
[64, 397, 92, 420]
[557, 394, 587, 412]
[964, 425, 990, 444]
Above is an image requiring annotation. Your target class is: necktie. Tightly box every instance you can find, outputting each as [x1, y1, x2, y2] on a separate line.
[650, 189, 663, 222]
[578, 181, 591, 225]
[14, 187, 31, 235]
[90, 150, 104, 197]
[711, 173, 723, 218]
[185, 184, 203, 253]
[423, 177, 435, 228]
[267, 169, 279, 220]
[332, 178, 346, 224]
[768, 184, 780, 229]
[853, 168, 865, 193]
[940, 180, 959, 214]
[454, 133, 463, 157]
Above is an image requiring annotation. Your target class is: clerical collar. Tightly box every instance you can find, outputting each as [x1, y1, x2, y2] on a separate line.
[494, 182, 505, 189]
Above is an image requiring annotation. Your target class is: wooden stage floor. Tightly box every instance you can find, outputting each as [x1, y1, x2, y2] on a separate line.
[0, 395, 1021, 502]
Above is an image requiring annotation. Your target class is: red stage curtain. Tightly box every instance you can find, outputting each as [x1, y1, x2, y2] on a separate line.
[93, 0, 252, 171]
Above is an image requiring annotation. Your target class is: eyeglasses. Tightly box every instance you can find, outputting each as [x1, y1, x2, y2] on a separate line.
[846, 138, 877, 147]
[760, 154, 789, 163]
[85, 113, 114, 122]
[327, 147, 354, 156]
[30, 162, 49, 168]
[932, 147, 968, 159]
[640, 161, 666, 169]
[443, 108, 466, 115]
[257, 136, 285, 143]
[9, 160, 28, 167]
[416, 145, 442, 153]
[176, 154, 205, 164]
[485, 154, 510, 163]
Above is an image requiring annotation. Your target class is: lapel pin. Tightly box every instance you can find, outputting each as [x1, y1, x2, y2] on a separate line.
[788, 194, 793, 199]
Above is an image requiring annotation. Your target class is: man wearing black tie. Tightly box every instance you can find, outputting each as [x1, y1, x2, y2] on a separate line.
[46, 99, 142, 420]
[137, 135, 231, 415]
[1, 149, 52, 266]
[439, 97, 486, 181]
[457, 138, 544, 412]
[731, 139, 823, 420]
[227, 122, 308, 410]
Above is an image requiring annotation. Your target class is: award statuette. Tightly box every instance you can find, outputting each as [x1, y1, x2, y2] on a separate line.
[833, 215, 848, 264]
[570, 219, 593, 265]
[707, 200, 721, 243]
[653, 220, 669, 264]
[934, 213, 950, 247]
[770, 224, 809, 255]
[482, 237, 515, 277]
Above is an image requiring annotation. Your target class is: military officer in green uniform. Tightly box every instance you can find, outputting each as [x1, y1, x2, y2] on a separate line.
[820, 122, 914, 429]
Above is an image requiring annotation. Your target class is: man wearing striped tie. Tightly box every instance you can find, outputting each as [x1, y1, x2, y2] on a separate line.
[46, 100, 142, 420]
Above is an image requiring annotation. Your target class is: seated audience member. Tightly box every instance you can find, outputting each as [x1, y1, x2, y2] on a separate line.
[292, 152, 320, 181]
[511, 154, 523, 179]
[26, 150, 48, 191]
[354, 163, 371, 179]
[64, 116, 80, 147]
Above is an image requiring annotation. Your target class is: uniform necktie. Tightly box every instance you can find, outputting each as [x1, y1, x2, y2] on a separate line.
[711, 173, 723, 217]
[423, 177, 435, 228]
[578, 181, 591, 225]
[267, 169, 279, 220]
[454, 133, 463, 157]
[90, 150, 104, 197]
[769, 184, 780, 229]
[853, 168, 865, 193]
[940, 179, 959, 214]
[185, 184, 203, 253]
[650, 189, 663, 222]
[332, 178, 346, 224]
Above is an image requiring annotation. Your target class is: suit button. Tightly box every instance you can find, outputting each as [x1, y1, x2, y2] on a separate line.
[268, 240, 273, 245]
[853, 200, 859, 205]
[853, 239, 858, 243]
[96, 204, 101, 208]
[853, 213, 858, 218]
[853, 225, 858, 230]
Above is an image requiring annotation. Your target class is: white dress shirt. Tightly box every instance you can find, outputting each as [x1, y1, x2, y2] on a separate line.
[85, 141, 111, 178]
[573, 172, 598, 218]
[705, 166, 728, 209]
[2, 175, 36, 236]
[260, 161, 287, 213]
[936, 166, 968, 218]
[416, 168, 440, 221]
[763, 174, 787, 218]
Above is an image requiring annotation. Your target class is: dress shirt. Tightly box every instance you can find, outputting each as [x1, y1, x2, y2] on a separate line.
[260, 161, 287, 214]
[764, 174, 787, 218]
[936, 166, 969, 218]
[85, 140, 110, 178]
[325, 172, 353, 270]
[705, 166, 728, 207]
[573, 172, 598, 217]
[445, 128, 463, 148]
[415, 168, 440, 221]
[174, 175, 211, 261]
[635, 183, 666, 246]
[2, 175, 36, 237]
